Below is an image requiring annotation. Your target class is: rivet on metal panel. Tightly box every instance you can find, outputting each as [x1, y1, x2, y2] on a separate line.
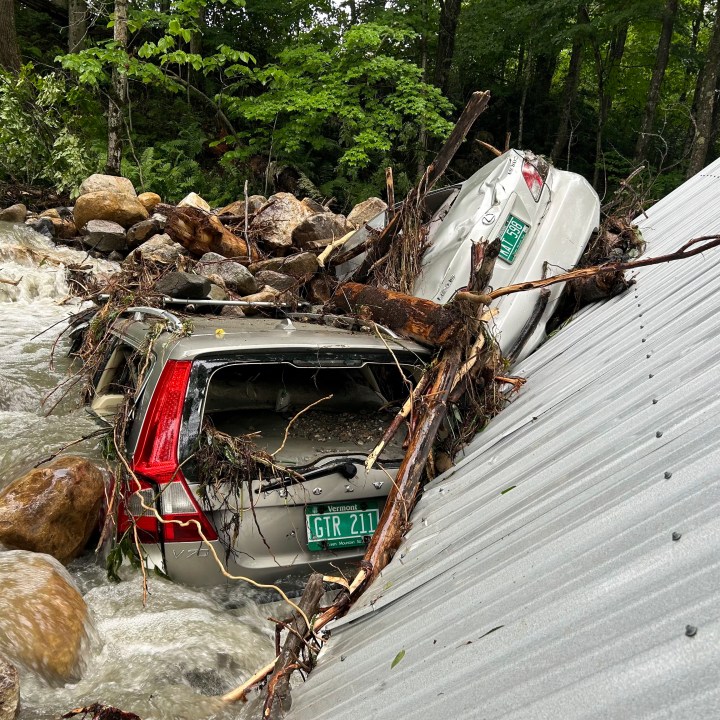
[656, 431, 663, 438]
[685, 625, 697, 637]
[649, 374, 654, 378]
[646, 354, 651, 359]
[642, 338, 647, 343]
[653, 398, 659, 404]
[664, 471, 673, 479]
[672, 531, 682, 541]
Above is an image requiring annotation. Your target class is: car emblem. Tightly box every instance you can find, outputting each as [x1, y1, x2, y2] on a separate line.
[344, 485, 355, 493]
[481, 212, 496, 225]
[312, 487, 322, 495]
[373, 481, 384, 489]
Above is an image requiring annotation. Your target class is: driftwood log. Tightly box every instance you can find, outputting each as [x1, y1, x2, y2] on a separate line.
[327, 282, 462, 347]
[165, 205, 260, 262]
[263, 573, 325, 720]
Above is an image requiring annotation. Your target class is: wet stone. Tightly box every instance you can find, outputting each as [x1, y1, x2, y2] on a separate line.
[254, 270, 297, 292]
[155, 271, 211, 299]
[197, 251, 258, 295]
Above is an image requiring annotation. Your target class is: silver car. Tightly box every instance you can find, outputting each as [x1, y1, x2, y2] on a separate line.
[93, 312, 429, 585]
[337, 149, 600, 360]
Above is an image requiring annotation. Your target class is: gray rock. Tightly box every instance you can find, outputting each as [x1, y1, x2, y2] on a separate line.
[254, 270, 298, 292]
[78, 174, 136, 197]
[253, 193, 313, 249]
[81, 219, 127, 254]
[347, 197, 387, 228]
[26, 217, 55, 239]
[155, 271, 211, 299]
[250, 251, 318, 278]
[128, 233, 186, 265]
[292, 212, 349, 249]
[207, 283, 229, 301]
[197, 251, 258, 295]
[127, 217, 163, 249]
[217, 195, 267, 217]
[107, 250, 124, 262]
[0, 655, 19, 720]
[301, 197, 327, 214]
[0, 204, 27, 224]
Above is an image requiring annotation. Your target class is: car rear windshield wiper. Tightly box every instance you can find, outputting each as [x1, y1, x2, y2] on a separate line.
[258, 461, 358, 493]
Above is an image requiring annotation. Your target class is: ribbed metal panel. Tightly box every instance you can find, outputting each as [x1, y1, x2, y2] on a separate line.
[289, 159, 720, 720]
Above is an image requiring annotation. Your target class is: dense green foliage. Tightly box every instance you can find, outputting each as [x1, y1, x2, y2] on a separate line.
[3, 0, 720, 207]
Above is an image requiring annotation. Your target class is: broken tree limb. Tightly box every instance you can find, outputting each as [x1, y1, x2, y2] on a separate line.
[360, 344, 463, 587]
[263, 573, 325, 720]
[365, 368, 434, 472]
[165, 205, 260, 262]
[316, 229, 356, 268]
[487, 234, 720, 301]
[386, 167, 396, 218]
[327, 282, 461, 347]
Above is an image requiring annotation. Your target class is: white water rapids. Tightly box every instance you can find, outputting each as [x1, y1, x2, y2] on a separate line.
[0, 222, 276, 719]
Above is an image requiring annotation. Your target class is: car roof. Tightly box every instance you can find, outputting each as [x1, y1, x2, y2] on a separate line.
[112, 312, 431, 361]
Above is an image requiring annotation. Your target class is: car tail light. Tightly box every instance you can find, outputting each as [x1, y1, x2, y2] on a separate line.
[522, 159, 548, 202]
[117, 478, 160, 543]
[121, 359, 218, 543]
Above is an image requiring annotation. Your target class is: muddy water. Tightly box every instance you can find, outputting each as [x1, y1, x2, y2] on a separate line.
[0, 222, 275, 719]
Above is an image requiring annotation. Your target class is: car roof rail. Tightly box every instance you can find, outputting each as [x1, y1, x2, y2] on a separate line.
[123, 306, 184, 333]
[161, 297, 311, 309]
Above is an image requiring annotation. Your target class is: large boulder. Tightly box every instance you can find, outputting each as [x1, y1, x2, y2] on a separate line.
[252, 193, 313, 251]
[155, 271, 211, 299]
[217, 195, 266, 217]
[73, 191, 149, 230]
[292, 212, 350, 249]
[78, 173, 136, 197]
[347, 197, 387, 228]
[178, 192, 211, 212]
[81, 219, 127, 254]
[0, 656, 18, 720]
[0, 550, 94, 684]
[127, 233, 186, 265]
[137, 191, 161, 212]
[0, 204, 27, 224]
[300, 197, 327, 214]
[0, 456, 105, 565]
[197, 251, 258, 295]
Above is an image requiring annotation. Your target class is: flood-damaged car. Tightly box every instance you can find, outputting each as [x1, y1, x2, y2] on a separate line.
[90, 149, 600, 585]
[92, 312, 430, 584]
[337, 149, 600, 360]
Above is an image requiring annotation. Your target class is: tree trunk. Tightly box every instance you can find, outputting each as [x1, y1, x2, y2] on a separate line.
[0, 0, 21, 72]
[106, 0, 128, 175]
[634, 0, 678, 162]
[434, 0, 461, 96]
[327, 283, 462, 347]
[687, 0, 720, 177]
[68, 0, 87, 53]
[551, 5, 590, 165]
[592, 21, 629, 189]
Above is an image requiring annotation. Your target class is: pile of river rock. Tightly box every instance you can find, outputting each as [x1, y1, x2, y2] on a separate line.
[0, 174, 388, 308]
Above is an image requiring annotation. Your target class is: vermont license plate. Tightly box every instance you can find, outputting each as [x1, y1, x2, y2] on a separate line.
[306, 499, 382, 551]
[499, 214, 529, 264]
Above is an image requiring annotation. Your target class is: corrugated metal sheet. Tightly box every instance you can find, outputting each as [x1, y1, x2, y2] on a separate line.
[289, 160, 720, 720]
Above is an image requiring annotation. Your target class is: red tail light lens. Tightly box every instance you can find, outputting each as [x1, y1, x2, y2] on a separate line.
[125, 359, 218, 543]
[133, 360, 192, 483]
[522, 160, 548, 202]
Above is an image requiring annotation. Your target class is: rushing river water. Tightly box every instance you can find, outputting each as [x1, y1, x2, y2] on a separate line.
[0, 222, 276, 719]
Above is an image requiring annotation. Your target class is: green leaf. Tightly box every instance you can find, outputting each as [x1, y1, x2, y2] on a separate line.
[501, 486, 516, 495]
[390, 650, 405, 669]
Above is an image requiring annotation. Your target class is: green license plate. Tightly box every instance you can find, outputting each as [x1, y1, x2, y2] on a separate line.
[499, 214, 529, 264]
[305, 499, 382, 551]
